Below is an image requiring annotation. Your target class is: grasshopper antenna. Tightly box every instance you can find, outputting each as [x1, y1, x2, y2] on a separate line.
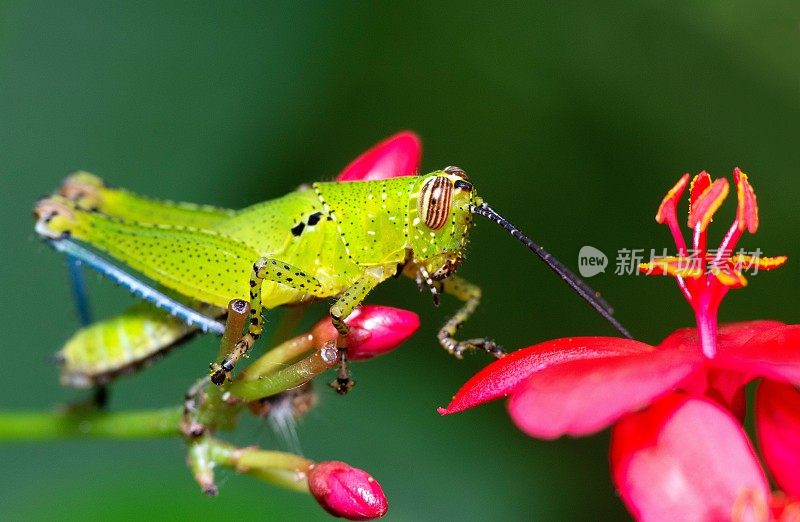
[470, 202, 633, 339]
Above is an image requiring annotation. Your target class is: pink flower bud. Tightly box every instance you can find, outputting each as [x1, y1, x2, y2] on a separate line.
[336, 131, 421, 182]
[311, 305, 419, 360]
[307, 461, 388, 520]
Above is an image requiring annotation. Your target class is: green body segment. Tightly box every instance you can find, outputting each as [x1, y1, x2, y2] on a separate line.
[39, 170, 477, 385]
[59, 302, 198, 387]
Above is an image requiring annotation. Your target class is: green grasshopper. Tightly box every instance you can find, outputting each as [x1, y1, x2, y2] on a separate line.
[35, 166, 630, 391]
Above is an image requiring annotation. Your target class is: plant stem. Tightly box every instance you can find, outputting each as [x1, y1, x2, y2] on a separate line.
[230, 344, 338, 401]
[189, 435, 312, 495]
[241, 333, 316, 379]
[0, 407, 182, 441]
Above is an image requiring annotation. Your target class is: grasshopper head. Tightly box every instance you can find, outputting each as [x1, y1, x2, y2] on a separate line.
[408, 166, 477, 280]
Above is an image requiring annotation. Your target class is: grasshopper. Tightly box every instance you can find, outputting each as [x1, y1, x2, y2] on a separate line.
[35, 165, 630, 392]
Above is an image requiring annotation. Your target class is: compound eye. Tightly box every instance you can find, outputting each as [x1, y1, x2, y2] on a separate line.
[419, 177, 453, 230]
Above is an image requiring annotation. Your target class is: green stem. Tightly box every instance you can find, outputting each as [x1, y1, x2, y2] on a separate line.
[230, 344, 338, 401]
[209, 438, 313, 472]
[189, 436, 312, 495]
[0, 407, 182, 441]
[241, 333, 316, 379]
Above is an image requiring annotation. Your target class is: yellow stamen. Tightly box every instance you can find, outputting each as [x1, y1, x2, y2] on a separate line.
[656, 174, 689, 224]
[688, 178, 729, 232]
[734, 168, 759, 233]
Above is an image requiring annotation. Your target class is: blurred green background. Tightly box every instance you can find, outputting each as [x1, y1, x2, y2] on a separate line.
[1, 1, 798, 520]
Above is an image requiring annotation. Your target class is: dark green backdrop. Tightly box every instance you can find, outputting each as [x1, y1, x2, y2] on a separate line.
[1, 2, 798, 520]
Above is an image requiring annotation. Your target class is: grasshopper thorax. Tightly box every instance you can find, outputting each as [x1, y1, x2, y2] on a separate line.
[407, 167, 477, 281]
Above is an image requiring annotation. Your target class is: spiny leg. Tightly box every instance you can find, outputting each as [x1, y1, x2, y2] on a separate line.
[328, 271, 383, 394]
[64, 251, 110, 408]
[438, 275, 504, 359]
[415, 265, 442, 306]
[48, 238, 225, 335]
[210, 258, 324, 385]
[66, 254, 92, 327]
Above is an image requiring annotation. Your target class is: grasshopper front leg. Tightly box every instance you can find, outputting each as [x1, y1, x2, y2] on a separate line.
[438, 275, 504, 359]
[327, 269, 385, 394]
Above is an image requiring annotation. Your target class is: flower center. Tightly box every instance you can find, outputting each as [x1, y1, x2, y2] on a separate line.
[639, 169, 786, 358]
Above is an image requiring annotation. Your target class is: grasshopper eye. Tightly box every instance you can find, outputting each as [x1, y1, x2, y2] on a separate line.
[419, 177, 453, 230]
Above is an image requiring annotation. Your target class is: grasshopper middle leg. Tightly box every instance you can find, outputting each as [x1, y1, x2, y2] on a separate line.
[210, 257, 324, 384]
[438, 276, 504, 359]
[326, 271, 383, 394]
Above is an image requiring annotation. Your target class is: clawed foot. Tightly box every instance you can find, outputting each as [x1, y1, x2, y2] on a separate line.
[329, 348, 355, 395]
[209, 363, 230, 386]
[451, 337, 504, 359]
[329, 375, 355, 395]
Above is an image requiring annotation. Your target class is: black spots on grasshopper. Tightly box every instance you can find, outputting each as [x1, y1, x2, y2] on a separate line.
[291, 222, 305, 236]
[307, 212, 323, 226]
[290, 211, 326, 237]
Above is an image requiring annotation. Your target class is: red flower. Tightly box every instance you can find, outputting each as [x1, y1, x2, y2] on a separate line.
[440, 169, 789, 435]
[439, 170, 799, 518]
[336, 131, 421, 181]
[609, 393, 800, 521]
[757, 378, 800, 500]
[308, 461, 388, 520]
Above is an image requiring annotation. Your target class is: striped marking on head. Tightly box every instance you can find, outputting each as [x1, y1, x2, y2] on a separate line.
[418, 176, 453, 230]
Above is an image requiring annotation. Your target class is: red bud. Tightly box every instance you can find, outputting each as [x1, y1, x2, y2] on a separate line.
[311, 305, 419, 360]
[308, 461, 388, 520]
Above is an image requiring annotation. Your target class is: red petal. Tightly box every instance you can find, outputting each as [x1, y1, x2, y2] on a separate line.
[706, 368, 748, 421]
[757, 380, 800, 497]
[336, 131, 422, 181]
[657, 321, 784, 355]
[507, 349, 698, 438]
[438, 337, 653, 416]
[612, 395, 770, 521]
[715, 324, 800, 383]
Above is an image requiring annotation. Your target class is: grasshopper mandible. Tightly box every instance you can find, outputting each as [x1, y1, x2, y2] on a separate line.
[34, 143, 630, 392]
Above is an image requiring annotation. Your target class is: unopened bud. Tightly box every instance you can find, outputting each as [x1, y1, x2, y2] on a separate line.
[308, 461, 388, 520]
[311, 306, 419, 360]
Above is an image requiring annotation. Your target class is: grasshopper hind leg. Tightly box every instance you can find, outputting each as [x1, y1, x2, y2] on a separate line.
[65, 251, 111, 408]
